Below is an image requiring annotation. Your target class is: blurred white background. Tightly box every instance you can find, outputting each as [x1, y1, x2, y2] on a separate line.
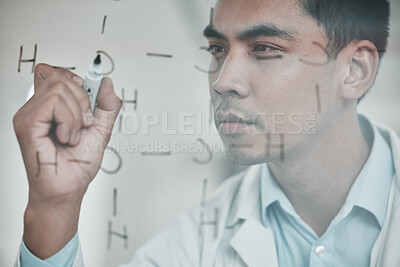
[0, 0, 398, 266]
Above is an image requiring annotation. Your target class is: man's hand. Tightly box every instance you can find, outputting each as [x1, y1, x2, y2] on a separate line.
[13, 63, 122, 259]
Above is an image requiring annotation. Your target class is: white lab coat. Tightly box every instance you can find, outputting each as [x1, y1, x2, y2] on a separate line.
[15, 119, 400, 267]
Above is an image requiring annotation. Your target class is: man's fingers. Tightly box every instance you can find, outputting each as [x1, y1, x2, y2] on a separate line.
[35, 83, 82, 145]
[15, 91, 76, 146]
[26, 82, 84, 146]
[34, 68, 93, 127]
[34, 63, 77, 89]
[93, 78, 122, 140]
[34, 63, 54, 90]
[53, 98, 75, 145]
[95, 78, 121, 112]
[32, 65, 121, 146]
[52, 83, 83, 146]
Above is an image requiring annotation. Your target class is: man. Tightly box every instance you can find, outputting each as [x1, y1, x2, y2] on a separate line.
[13, 0, 399, 266]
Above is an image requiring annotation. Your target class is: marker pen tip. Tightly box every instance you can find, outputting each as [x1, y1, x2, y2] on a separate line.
[94, 54, 101, 65]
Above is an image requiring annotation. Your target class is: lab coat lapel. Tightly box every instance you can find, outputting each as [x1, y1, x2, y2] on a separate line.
[226, 164, 278, 267]
[370, 125, 400, 267]
[370, 174, 400, 267]
[379, 178, 400, 267]
[230, 217, 278, 267]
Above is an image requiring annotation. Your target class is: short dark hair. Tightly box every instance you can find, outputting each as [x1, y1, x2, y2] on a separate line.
[299, 0, 391, 60]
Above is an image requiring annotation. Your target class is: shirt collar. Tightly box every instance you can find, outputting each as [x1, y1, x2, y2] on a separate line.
[343, 114, 394, 227]
[260, 114, 394, 228]
[260, 163, 283, 210]
[260, 163, 300, 225]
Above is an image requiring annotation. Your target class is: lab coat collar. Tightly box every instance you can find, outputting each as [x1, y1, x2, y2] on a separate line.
[371, 118, 400, 192]
[229, 216, 278, 267]
[351, 115, 394, 228]
[365, 117, 400, 266]
[225, 164, 279, 267]
[225, 164, 264, 228]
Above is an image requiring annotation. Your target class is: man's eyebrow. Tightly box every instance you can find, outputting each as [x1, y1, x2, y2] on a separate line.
[203, 25, 228, 41]
[203, 24, 297, 42]
[238, 24, 297, 41]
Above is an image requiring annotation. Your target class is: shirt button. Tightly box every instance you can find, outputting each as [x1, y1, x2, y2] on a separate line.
[315, 245, 326, 257]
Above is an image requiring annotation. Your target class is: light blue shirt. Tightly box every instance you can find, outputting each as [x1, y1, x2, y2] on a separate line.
[20, 116, 395, 266]
[20, 231, 79, 267]
[261, 115, 394, 267]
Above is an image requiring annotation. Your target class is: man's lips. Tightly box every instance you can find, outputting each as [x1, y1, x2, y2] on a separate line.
[216, 112, 255, 134]
[216, 112, 254, 125]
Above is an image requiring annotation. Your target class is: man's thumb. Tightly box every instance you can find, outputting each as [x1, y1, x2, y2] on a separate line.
[93, 77, 122, 137]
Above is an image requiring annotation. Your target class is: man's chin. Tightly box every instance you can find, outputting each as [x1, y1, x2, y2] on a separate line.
[224, 149, 270, 166]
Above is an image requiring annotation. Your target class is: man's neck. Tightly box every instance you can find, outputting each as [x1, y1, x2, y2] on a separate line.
[268, 112, 371, 237]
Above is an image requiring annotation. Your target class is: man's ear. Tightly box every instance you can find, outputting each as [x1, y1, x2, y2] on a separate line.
[339, 40, 379, 101]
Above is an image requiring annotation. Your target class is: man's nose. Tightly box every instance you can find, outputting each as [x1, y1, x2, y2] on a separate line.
[211, 54, 250, 98]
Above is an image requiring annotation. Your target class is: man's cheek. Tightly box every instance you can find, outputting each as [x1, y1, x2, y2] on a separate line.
[271, 113, 286, 133]
[287, 113, 303, 134]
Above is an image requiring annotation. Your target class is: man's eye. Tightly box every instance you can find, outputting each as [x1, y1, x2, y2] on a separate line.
[207, 45, 227, 57]
[253, 44, 281, 54]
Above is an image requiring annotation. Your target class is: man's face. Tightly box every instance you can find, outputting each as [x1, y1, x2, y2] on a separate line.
[207, 0, 341, 165]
